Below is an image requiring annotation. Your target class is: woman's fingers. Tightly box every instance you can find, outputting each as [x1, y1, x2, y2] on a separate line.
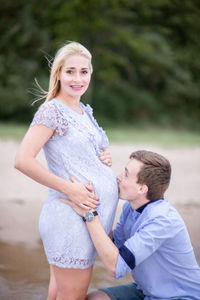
[102, 159, 112, 166]
[59, 198, 72, 205]
[84, 196, 99, 209]
[79, 203, 96, 210]
[99, 150, 112, 166]
[85, 181, 94, 192]
[67, 177, 99, 208]
[69, 176, 77, 183]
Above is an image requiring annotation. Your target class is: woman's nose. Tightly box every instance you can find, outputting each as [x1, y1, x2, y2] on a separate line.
[73, 73, 81, 81]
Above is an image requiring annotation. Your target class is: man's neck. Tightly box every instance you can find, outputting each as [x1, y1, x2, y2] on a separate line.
[129, 198, 150, 211]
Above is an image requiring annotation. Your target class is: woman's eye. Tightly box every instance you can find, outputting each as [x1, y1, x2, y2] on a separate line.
[66, 70, 73, 74]
[82, 70, 88, 74]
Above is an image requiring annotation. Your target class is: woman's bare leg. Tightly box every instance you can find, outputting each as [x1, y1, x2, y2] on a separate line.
[47, 265, 58, 300]
[52, 264, 93, 300]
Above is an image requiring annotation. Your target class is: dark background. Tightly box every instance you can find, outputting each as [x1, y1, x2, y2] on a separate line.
[1, 0, 200, 129]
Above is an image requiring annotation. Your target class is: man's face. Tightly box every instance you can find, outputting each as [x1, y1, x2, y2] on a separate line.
[117, 158, 144, 201]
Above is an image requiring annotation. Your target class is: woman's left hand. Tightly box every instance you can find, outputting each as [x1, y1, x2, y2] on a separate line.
[99, 149, 112, 167]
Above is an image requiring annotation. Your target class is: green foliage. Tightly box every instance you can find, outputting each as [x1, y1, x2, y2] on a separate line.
[0, 0, 200, 129]
[1, 122, 199, 146]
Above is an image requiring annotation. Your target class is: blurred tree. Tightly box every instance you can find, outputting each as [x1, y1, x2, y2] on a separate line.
[0, 0, 52, 121]
[0, 0, 200, 129]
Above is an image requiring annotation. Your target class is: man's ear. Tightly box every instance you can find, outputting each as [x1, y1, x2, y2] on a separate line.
[138, 184, 148, 195]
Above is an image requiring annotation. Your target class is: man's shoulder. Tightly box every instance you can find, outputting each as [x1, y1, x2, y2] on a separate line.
[145, 199, 173, 214]
[144, 199, 184, 226]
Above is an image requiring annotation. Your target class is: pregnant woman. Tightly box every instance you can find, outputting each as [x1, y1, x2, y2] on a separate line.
[15, 41, 118, 300]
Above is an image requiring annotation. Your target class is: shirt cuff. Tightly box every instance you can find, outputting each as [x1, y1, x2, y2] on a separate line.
[115, 245, 135, 279]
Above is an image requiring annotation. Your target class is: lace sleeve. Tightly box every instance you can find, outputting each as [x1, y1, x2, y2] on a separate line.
[30, 101, 68, 136]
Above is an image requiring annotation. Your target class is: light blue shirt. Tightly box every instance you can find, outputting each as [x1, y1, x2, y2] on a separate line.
[113, 199, 200, 299]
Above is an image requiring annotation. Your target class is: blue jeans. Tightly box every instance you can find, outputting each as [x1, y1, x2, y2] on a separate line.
[100, 283, 185, 300]
[100, 283, 144, 300]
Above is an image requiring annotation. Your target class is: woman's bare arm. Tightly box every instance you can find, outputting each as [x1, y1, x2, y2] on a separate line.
[14, 125, 98, 209]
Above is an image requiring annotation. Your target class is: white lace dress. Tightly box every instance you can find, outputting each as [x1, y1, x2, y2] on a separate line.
[30, 98, 119, 269]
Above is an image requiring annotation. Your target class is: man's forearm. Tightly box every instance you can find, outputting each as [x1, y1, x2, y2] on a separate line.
[86, 216, 119, 277]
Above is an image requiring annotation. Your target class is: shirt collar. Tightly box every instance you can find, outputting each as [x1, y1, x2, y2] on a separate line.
[136, 198, 164, 214]
[136, 202, 151, 213]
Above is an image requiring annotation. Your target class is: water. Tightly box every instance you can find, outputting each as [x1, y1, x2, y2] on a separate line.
[0, 204, 200, 300]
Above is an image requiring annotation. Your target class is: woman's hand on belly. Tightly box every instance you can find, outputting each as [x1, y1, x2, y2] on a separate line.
[99, 149, 112, 167]
[66, 176, 99, 210]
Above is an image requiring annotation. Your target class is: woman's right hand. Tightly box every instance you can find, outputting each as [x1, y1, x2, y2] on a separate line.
[67, 176, 99, 210]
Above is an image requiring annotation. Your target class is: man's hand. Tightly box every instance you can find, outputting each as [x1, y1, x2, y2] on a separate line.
[59, 197, 86, 217]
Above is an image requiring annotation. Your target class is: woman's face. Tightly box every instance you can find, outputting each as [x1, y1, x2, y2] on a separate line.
[59, 54, 91, 98]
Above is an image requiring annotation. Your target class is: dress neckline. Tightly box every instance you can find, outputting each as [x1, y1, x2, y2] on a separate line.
[53, 98, 85, 116]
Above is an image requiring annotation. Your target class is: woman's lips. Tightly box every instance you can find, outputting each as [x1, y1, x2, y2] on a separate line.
[70, 85, 83, 91]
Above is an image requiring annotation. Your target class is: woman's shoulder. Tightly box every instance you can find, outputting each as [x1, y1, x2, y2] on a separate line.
[30, 99, 68, 135]
[34, 99, 65, 119]
[37, 98, 58, 111]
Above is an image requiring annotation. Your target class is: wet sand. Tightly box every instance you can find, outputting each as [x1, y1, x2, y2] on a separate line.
[0, 140, 200, 299]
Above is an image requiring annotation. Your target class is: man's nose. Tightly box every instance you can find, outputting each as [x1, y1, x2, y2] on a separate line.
[117, 173, 122, 182]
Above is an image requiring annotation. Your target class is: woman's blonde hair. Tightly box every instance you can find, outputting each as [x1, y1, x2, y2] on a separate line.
[34, 41, 93, 103]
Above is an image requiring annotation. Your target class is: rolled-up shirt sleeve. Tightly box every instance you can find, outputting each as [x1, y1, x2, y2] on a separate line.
[113, 202, 130, 248]
[116, 249, 133, 279]
[115, 214, 183, 279]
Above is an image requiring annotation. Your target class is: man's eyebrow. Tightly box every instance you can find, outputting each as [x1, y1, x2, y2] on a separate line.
[125, 167, 129, 173]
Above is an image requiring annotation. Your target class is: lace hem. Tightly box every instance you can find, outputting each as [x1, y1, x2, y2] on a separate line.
[48, 256, 95, 269]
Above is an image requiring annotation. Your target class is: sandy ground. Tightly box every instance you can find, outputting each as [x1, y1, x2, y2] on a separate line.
[0, 139, 200, 299]
[0, 139, 200, 248]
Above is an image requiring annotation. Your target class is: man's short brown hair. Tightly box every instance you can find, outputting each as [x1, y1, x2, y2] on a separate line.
[130, 150, 171, 201]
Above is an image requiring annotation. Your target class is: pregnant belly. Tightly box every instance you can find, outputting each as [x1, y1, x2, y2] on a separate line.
[92, 167, 118, 205]
[48, 160, 118, 204]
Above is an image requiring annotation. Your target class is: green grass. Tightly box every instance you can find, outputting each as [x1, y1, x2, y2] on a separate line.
[0, 122, 200, 146]
[0, 123, 28, 140]
[105, 126, 200, 146]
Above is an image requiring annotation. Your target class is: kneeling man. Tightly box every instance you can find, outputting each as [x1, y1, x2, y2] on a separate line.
[62, 150, 200, 300]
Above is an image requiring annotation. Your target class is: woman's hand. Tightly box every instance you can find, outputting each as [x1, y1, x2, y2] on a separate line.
[66, 176, 99, 210]
[99, 149, 112, 167]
